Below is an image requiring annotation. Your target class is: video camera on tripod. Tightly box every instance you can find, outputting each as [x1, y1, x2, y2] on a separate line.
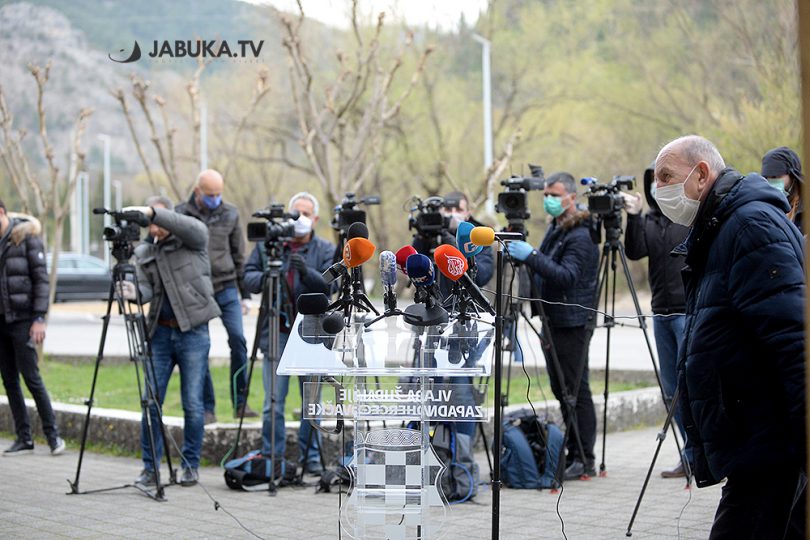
[581, 175, 635, 243]
[496, 167, 544, 236]
[247, 204, 300, 244]
[93, 208, 150, 261]
[407, 195, 460, 252]
[331, 193, 381, 234]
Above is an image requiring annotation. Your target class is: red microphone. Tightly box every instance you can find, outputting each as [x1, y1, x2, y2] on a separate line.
[434, 244, 495, 315]
[395, 245, 417, 275]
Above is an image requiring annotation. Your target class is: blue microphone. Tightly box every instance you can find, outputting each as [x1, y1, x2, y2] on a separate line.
[405, 253, 435, 286]
[456, 221, 483, 258]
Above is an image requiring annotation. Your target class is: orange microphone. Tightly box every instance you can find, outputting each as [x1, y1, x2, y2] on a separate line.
[433, 244, 494, 315]
[433, 244, 469, 281]
[343, 237, 376, 268]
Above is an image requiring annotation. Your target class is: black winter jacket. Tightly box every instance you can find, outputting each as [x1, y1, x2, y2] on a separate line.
[0, 215, 49, 323]
[676, 168, 805, 488]
[625, 166, 689, 314]
[244, 233, 335, 347]
[175, 195, 249, 298]
[524, 208, 599, 328]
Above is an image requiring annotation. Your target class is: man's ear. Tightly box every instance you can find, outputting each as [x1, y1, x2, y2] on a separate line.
[697, 161, 712, 191]
[312, 216, 319, 226]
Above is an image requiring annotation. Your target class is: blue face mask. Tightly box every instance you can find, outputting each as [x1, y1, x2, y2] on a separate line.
[650, 182, 657, 200]
[202, 194, 222, 209]
[766, 178, 789, 196]
[544, 195, 565, 217]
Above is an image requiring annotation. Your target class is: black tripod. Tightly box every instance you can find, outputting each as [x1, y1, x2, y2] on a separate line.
[68, 226, 175, 501]
[589, 211, 684, 476]
[502, 259, 590, 483]
[626, 381, 691, 536]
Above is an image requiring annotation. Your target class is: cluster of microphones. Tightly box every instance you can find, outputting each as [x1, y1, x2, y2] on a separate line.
[295, 221, 522, 344]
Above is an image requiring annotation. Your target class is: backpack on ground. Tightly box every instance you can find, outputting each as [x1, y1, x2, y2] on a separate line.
[430, 423, 479, 503]
[500, 410, 564, 489]
[223, 450, 299, 491]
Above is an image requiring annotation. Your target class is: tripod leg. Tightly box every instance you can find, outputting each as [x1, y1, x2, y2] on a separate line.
[68, 281, 117, 494]
[616, 244, 686, 463]
[232, 287, 269, 456]
[600, 249, 618, 476]
[626, 384, 684, 536]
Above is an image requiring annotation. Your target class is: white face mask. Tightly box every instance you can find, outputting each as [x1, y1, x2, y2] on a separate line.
[653, 164, 701, 227]
[293, 214, 313, 237]
[448, 211, 466, 232]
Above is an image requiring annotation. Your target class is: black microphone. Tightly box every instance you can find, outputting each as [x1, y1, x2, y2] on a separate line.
[347, 222, 369, 240]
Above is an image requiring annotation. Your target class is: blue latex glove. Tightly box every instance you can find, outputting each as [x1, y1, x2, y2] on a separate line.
[507, 241, 534, 261]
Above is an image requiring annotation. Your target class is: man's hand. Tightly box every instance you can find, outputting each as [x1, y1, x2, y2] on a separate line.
[122, 206, 154, 220]
[621, 192, 643, 215]
[116, 280, 137, 300]
[29, 320, 46, 345]
[241, 299, 251, 316]
[289, 253, 307, 276]
[507, 241, 534, 262]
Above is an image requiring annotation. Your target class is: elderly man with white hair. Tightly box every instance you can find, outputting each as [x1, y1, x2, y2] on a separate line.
[243, 192, 335, 475]
[654, 135, 805, 538]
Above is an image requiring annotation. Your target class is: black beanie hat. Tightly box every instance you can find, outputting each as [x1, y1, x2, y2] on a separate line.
[761, 146, 803, 184]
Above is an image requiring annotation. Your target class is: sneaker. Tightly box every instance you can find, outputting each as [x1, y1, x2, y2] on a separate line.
[180, 467, 199, 486]
[3, 439, 34, 456]
[135, 468, 156, 487]
[661, 461, 686, 479]
[564, 460, 596, 481]
[49, 437, 66, 456]
[235, 404, 259, 419]
[204, 411, 217, 425]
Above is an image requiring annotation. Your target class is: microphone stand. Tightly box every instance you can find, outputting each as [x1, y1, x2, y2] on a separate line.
[491, 241, 505, 540]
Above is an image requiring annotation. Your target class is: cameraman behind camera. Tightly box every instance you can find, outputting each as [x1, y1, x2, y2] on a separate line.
[120, 197, 221, 488]
[507, 172, 599, 480]
[412, 191, 494, 299]
[243, 192, 335, 475]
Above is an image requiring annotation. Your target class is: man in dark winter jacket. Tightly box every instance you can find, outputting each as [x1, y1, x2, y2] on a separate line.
[623, 165, 691, 478]
[654, 135, 805, 539]
[121, 197, 221, 488]
[244, 192, 335, 474]
[507, 172, 600, 480]
[176, 169, 257, 423]
[0, 200, 64, 456]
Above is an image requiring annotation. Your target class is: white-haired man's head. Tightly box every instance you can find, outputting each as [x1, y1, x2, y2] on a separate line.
[655, 135, 725, 203]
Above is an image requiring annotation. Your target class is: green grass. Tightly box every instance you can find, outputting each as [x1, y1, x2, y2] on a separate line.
[7, 360, 651, 419]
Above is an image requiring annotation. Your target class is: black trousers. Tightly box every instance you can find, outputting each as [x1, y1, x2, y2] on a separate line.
[542, 325, 596, 462]
[0, 318, 59, 443]
[709, 467, 806, 540]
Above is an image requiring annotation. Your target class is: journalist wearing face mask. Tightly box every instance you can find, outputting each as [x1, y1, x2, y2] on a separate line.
[175, 169, 257, 424]
[507, 172, 600, 481]
[243, 191, 335, 476]
[654, 135, 805, 539]
[761, 146, 803, 234]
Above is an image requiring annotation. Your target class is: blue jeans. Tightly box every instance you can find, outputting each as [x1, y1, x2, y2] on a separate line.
[262, 332, 320, 464]
[203, 286, 249, 412]
[653, 314, 692, 463]
[141, 324, 210, 471]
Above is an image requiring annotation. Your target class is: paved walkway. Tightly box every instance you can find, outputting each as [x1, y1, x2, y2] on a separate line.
[0, 427, 720, 539]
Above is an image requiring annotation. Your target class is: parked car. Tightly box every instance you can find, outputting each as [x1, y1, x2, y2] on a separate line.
[47, 252, 112, 302]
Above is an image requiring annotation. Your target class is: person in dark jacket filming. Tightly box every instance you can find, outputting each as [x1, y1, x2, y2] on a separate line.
[622, 165, 691, 478]
[654, 135, 805, 539]
[507, 172, 599, 480]
[244, 192, 335, 475]
[0, 200, 64, 456]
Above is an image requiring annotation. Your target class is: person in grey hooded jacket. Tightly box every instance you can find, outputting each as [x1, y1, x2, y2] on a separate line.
[121, 196, 220, 488]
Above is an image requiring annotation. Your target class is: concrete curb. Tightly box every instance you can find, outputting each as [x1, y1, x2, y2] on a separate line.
[1, 385, 667, 465]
